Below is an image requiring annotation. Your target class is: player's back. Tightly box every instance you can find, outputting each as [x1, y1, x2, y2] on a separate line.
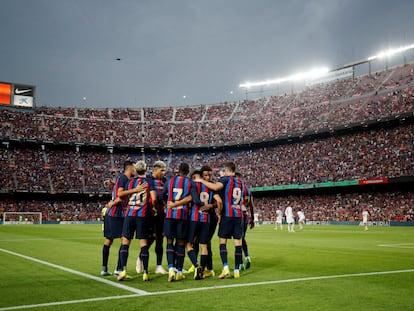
[126, 176, 151, 217]
[219, 175, 244, 218]
[165, 175, 192, 219]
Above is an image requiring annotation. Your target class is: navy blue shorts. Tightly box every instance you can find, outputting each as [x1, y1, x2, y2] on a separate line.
[104, 216, 124, 239]
[122, 216, 152, 240]
[187, 221, 210, 245]
[163, 218, 188, 240]
[218, 216, 243, 240]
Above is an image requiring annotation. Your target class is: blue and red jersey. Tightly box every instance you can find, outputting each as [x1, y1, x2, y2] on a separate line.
[149, 176, 166, 215]
[189, 182, 215, 223]
[106, 174, 129, 218]
[160, 175, 193, 220]
[125, 176, 151, 218]
[219, 175, 244, 218]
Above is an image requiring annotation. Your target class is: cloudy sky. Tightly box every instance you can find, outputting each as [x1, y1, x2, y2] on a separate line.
[1, 0, 413, 108]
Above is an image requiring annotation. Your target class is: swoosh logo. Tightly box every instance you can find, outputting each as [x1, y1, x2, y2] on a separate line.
[15, 88, 32, 95]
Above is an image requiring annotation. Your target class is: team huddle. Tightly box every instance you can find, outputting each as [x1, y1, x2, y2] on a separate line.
[101, 160, 254, 282]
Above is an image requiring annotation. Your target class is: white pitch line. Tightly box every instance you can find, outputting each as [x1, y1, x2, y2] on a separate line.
[377, 243, 414, 249]
[0, 248, 148, 295]
[1, 268, 413, 311]
[0, 237, 101, 242]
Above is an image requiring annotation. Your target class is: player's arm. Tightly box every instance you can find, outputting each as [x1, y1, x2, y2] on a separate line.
[196, 179, 224, 192]
[214, 193, 224, 223]
[118, 182, 147, 198]
[167, 195, 193, 208]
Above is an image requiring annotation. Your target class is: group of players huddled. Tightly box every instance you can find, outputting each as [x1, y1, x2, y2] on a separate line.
[101, 160, 254, 282]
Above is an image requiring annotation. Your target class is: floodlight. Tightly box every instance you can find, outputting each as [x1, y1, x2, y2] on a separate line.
[367, 44, 414, 61]
[239, 67, 329, 88]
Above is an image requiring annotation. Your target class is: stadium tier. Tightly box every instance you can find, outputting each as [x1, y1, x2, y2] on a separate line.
[1, 63, 413, 146]
[1, 63, 413, 222]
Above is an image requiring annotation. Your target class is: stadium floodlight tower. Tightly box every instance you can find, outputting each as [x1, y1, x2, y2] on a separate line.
[239, 67, 329, 99]
[239, 43, 414, 99]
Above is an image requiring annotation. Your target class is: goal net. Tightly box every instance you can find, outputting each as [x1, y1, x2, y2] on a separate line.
[2, 212, 43, 225]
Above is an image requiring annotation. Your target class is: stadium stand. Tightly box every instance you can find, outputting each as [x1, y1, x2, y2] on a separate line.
[1, 63, 413, 222]
[255, 192, 414, 222]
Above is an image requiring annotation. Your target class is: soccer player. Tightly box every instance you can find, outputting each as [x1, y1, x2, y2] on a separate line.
[159, 163, 194, 282]
[101, 161, 139, 276]
[285, 206, 295, 233]
[362, 209, 369, 231]
[117, 161, 151, 281]
[184, 170, 219, 279]
[195, 161, 245, 279]
[236, 172, 254, 271]
[297, 210, 306, 231]
[200, 165, 222, 277]
[275, 208, 283, 230]
[136, 161, 168, 275]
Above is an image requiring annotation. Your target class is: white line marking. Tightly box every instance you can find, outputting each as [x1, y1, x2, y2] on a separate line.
[0, 237, 101, 242]
[377, 243, 414, 249]
[1, 269, 413, 310]
[0, 248, 148, 295]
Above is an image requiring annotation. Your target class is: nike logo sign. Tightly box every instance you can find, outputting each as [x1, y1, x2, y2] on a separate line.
[15, 88, 32, 95]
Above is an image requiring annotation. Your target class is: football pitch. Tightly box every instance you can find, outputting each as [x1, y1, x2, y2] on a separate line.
[0, 224, 413, 310]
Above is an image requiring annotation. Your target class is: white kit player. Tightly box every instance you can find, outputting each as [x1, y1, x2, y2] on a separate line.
[285, 206, 295, 232]
[362, 210, 369, 231]
[274, 208, 283, 230]
[297, 210, 305, 231]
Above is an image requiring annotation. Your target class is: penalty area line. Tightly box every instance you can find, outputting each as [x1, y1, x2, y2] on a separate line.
[1, 269, 414, 310]
[0, 248, 148, 296]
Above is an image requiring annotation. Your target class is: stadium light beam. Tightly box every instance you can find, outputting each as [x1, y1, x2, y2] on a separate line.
[239, 67, 329, 89]
[367, 44, 414, 61]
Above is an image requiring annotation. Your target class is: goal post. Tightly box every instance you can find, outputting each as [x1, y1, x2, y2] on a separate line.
[2, 212, 43, 225]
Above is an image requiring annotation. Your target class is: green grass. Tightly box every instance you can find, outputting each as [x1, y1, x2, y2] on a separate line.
[0, 224, 413, 310]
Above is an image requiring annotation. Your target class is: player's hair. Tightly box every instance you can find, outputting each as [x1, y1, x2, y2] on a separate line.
[153, 160, 166, 169]
[135, 160, 147, 175]
[235, 172, 243, 178]
[123, 161, 134, 171]
[224, 161, 236, 173]
[178, 163, 190, 176]
[200, 165, 212, 174]
[191, 170, 202, 178]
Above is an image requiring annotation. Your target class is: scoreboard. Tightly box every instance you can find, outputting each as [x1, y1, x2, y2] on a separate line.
[0, 81, 35, 108]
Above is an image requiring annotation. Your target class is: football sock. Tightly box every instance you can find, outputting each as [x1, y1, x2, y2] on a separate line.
[155, 237, 163, 266]
[140, 246, 149, 274]
[187, 249, 198, 266]
[235, 246, 243, 270]
[242, 238, 249, 257]
[207, 242, 213, 270]
[176, 245, 185, 272]
[116, 246, 122, 271]
[219, 244, 228, 266]
[201, 254, 208, 271]
[119, 244, 129, 271]
[166, 243, 175, 269]
[193, 243, 199, 259]
[102, 245, 110, 269]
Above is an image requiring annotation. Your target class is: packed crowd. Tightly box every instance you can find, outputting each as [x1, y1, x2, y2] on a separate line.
[1, 64, 414, 146]
[1, 192, 413, 223]
[255, 191, 414, 222]
[1, 123, 413, 193]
